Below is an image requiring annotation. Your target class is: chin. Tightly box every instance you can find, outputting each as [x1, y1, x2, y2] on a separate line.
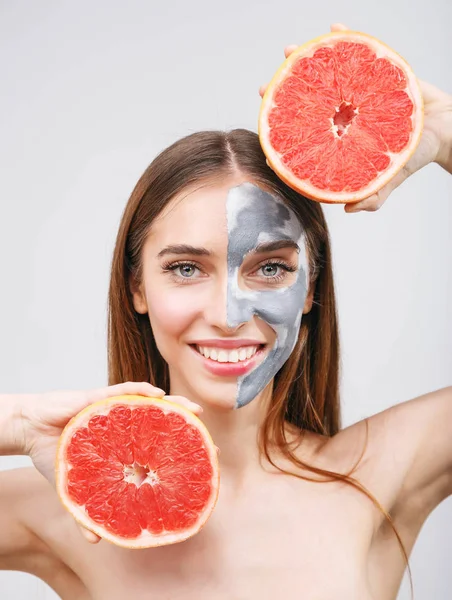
[168, 370, 242, 411]
[190, 380, 241, 412]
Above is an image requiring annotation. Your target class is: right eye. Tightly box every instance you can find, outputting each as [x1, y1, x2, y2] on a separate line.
[175, 263, 198, 278]
[162, 261, 205, 283]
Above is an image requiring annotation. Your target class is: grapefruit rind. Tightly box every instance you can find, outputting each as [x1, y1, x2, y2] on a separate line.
[55, 395, 220, 549]
[258, 31, 424, 204]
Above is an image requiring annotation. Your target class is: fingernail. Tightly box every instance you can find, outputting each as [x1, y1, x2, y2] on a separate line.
[80, 528, 99, 543]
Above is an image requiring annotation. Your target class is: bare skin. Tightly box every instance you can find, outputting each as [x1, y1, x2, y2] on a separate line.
[2, 386, 452, 600]
[1, 22, 452, 600]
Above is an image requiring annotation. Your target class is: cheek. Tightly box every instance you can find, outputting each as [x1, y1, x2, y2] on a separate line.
[145, 287, 202, 346]
[247, 290, 305, 329]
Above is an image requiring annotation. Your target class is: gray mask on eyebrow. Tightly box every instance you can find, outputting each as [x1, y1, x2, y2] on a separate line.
[226, 183, 309, 409]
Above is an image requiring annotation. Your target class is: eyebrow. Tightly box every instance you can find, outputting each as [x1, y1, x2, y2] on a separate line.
[252, 240, 300, 254]
[157, 244, 211, 258]
[157, 240, 300, 259]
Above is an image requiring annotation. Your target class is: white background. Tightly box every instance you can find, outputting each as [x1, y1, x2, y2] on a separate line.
[0, 0, 451, 598]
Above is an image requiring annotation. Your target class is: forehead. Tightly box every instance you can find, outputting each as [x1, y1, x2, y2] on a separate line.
[152, 181, 228, 245]
[149, 180, 301, 248]
[227, 183, 303, 252]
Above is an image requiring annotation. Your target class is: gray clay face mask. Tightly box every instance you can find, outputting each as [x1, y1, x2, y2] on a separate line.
[226, 183, 309, 408]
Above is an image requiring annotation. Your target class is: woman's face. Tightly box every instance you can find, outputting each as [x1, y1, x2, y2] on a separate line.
[131, 177, 313, 410]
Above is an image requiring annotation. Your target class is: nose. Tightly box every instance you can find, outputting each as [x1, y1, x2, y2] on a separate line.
[203, 272, 253, 333]
[202, 272, 229, 332]
[226, 283, 254, 329]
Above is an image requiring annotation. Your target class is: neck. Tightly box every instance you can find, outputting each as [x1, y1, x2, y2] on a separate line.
[168, 379, 274, 484]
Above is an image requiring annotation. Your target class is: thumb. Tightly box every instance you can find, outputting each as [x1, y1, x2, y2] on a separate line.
[344, 161, 421, 213]
[344, 165, 411, 212]
[77, 523, 101, 544]
[345, 130, 439, 213]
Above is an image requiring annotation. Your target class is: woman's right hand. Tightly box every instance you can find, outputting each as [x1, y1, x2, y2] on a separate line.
[12, 382, 203, 543]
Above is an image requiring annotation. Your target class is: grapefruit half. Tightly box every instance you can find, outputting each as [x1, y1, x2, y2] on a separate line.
[258, 31, 424, 203]
[55, 395, 219, 548]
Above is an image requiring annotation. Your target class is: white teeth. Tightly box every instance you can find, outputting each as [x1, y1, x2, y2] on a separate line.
[196, 345, 259, 363]
[218, 350, 228, 363]
[229, 350, 239, 363]
[238, 348, 247, 361]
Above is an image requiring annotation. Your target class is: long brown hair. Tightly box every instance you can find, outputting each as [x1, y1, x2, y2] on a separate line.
[107, 129, 411, 591]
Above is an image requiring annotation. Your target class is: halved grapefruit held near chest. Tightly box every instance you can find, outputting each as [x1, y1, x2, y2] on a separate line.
[55, 396, 219, 548]
[258, 31, 424, 203]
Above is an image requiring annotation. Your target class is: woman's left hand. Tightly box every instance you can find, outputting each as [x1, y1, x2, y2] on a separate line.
[259, 23, 452, 213]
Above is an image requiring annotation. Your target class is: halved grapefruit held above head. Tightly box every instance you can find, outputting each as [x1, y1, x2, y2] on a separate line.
[258, 31, 424, 203]
[55, 395, 219, 549]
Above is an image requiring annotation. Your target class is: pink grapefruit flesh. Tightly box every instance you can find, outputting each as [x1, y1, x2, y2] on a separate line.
[55, 395, 219, 548]
[259, 31, 424, 203]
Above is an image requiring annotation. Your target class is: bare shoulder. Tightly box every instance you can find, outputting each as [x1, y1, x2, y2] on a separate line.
[0, 467, 85, 591]
[0, 464, 51, 494]
[0, 466, 53, 552]
[323, 386, 452, 532]
[0, 465, 56, 516]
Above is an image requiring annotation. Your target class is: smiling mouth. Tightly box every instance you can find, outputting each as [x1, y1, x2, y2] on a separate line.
[190, 344, 266, 364]
[190, 344, 267, 366]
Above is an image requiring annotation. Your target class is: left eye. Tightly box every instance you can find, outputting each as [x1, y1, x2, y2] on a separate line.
[260, 264, 280, 277]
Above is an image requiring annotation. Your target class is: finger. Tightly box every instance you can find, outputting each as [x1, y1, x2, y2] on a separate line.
[345, 185, 389, 212]
[259, 44, 299, 98]
[345, 148, 426, 214]
[330, 23, 350, 32]
[266, 158, 274, 171]
[78, 524, 101, 544]
[163, 394, 203, 415]
[91, 381, 166, 402]
[284, 44, 298, 58]
[344, 194, 383, 213]
[261, 29, 349, 98]
[216, 445, 221, 455]
[418, 78, 451, 103]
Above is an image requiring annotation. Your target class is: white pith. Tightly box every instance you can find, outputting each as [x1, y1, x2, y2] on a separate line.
[123, 463, 159, 486]
[196, 345, 259, 362]
[55, 396, 220, 549]
[259, 31, 424, 203]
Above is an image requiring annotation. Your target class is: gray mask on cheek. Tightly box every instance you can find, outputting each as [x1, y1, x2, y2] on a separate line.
[226, 183, 309, 409]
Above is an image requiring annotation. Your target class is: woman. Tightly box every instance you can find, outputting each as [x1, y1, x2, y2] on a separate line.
[1, 24, 451, 600]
